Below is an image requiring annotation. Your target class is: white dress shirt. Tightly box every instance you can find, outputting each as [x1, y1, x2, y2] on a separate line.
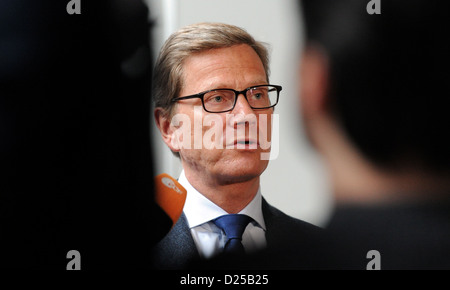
[178, 170, 267, 259]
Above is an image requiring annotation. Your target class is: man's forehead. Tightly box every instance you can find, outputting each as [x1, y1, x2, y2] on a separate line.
[184, 57, 266, 88]
[184, 45, 264, 70]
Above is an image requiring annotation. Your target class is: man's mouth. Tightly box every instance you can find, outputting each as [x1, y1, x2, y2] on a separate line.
[237, 140, 253, 144]
[234, 139, 258, 148]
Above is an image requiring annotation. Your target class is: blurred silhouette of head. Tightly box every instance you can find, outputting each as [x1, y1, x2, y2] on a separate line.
[0, 0, 159, 269]
[299, 0, 450, 201]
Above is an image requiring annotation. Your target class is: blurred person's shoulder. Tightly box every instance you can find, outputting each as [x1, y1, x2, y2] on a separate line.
[326, 198, 450, 269]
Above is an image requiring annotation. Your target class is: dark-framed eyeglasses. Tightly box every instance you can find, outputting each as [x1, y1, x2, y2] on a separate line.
[171, 84, 282, 113]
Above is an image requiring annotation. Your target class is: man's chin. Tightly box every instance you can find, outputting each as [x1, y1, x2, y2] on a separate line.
[227, 147, 266, 158]
[216, 163, 267, 185]
[217, 173, 260, 185]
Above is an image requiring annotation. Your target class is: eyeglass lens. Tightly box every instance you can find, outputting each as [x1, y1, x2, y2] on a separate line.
[203, 86, 278, 112]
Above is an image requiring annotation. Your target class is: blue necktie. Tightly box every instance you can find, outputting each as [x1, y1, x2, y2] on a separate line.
[213, 214, 252, 255]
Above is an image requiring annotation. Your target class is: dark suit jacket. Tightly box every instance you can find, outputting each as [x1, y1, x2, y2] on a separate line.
[151, 198, 322, 269]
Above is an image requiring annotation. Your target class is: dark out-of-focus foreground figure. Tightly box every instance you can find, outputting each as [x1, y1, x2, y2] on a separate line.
[300, 0, 450, 269]
[0, 0, 166, 269]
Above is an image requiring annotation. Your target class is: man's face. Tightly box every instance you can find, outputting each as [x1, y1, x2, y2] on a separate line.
[172, 44, 273, 184]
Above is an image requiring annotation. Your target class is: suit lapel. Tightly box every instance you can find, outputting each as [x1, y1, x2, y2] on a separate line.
[261, 198, 279, 247]
[262, 197, 298, 248]
[152, 213, 199, 269]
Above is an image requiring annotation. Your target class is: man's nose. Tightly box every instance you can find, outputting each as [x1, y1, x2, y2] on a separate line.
[232, 93, 254, 115]
[229, 93, 257, 128]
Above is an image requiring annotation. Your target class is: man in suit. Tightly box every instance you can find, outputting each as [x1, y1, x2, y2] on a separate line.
[298, 0, 450, 269]
[152, 22, 320, 269]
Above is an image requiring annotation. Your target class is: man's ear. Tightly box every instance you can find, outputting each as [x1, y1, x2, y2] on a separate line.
[154, 107, 180, 153]
[299, 44, 330, 121]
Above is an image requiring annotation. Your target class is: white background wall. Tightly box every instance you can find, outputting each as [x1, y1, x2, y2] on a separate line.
[146, 0, 333, 226]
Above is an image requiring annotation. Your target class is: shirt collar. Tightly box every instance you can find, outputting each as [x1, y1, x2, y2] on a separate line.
[179, 170, 266, 230]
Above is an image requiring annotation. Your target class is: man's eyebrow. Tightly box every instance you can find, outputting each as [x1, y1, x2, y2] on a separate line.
[204, 82, 269, 90]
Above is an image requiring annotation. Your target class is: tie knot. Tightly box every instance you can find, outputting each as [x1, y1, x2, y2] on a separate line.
[213, 214, 252, 240]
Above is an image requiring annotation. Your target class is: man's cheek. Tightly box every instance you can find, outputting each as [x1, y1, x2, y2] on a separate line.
[260, 114, 279, 161]
[258, 113, 272, 147]
[203, 114, 225, 150]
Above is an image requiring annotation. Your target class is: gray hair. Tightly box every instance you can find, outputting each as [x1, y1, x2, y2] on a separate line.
[152, 22, 270, 116]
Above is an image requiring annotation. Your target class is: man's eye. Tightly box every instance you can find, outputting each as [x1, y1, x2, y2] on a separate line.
[206, 95, 224, 103]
